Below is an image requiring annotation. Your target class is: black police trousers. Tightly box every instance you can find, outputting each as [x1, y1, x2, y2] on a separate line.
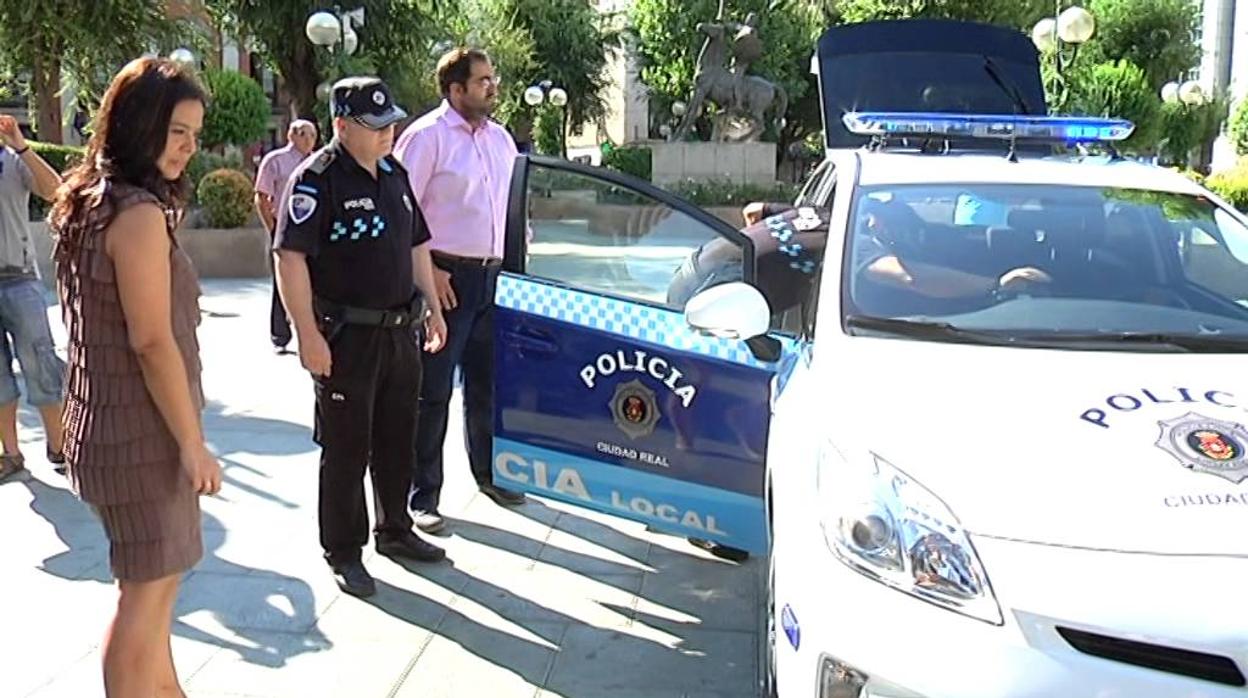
[314, 322, 420, 566]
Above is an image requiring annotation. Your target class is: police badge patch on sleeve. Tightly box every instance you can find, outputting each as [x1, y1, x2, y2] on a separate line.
[289, 192, 318, 225]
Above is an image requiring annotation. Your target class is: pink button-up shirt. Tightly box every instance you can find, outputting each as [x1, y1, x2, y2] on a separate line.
[254, 143, 307, 224]
[394, 101, 518, 259]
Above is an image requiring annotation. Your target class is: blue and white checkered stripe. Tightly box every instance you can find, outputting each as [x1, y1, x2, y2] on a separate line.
[496, 274, 785, 369]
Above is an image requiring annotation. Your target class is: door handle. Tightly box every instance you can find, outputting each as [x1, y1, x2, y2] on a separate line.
[502, 329, 558, 356]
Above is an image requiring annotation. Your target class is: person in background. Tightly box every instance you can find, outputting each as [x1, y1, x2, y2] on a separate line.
[254, 119, 317, 355]
[0, 114, 67, 481]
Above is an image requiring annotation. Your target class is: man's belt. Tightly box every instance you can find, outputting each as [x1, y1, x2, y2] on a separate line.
[316, 296, 426, 328]
[431, 250, 502, 268]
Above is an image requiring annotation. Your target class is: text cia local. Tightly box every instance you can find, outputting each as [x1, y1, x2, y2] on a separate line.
[495, 452, 726, 535]
[1080, 388, 1236, 428]
[580, 349, 697, 407]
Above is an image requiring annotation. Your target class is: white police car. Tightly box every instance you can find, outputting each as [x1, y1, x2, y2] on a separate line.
[762, 113, 1248, 697]
[493, 109, 1248, 697]
[486, 21, 1248, 698]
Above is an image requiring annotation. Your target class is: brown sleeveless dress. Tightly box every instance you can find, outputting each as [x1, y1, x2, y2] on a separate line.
[54, 180, 205, 582]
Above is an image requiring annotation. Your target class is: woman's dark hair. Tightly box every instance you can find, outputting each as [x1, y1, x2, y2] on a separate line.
[436, 48, 490, 98]
[51, 57, 206, 260]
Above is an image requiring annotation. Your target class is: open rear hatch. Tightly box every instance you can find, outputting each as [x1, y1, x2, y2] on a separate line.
[815, 19, 1048, 149]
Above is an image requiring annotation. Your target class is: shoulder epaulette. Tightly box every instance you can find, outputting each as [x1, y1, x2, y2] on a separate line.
[307, 148, 337, 175]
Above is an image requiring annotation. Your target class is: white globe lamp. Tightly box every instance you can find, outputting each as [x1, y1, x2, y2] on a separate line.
[168, 48, 196, 68]
[548, 87, 568, 108]
[523, 86, 544, 107]
[1178, 80, 1205, 106]
[1161, 81, 1180, 105]
[306, 12, 341, 47]
[1057, 6, 1095, 44]
[1031, 18, 1057, 53]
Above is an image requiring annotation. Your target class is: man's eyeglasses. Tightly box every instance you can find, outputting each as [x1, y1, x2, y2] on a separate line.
[474, 75, 502, 89]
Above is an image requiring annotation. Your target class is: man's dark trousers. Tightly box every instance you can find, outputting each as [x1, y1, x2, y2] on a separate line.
[410, 257, 497, 513]
[316, 323, 420, 566]
[269, 235, 292, 347]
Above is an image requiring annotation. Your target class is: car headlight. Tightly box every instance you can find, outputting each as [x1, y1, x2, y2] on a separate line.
[818, 445, 1003, 625]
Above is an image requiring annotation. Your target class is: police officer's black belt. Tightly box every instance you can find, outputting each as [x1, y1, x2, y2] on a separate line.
[317, 298, 423, 327]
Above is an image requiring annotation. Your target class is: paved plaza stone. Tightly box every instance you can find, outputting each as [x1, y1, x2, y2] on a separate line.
[1, 279, 762, 698]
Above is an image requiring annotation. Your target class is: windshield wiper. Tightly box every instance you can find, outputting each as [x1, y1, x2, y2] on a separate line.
[983, 56, 1030, 115]
[1017, 331, 1248, 353]
[844, 315, 1019, 346]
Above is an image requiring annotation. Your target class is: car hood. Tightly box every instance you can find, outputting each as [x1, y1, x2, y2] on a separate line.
[828, 337, 1248, 555]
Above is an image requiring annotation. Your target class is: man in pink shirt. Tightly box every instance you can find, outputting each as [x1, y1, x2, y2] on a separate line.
[395, 48, 524, 532]
[254, 119, 317, 353]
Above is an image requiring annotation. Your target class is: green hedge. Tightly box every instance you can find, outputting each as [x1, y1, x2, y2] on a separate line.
[1207, 163, 1248, 211]
[666, 179, 799, 207]
[601, 145, 652, 181]
[202, 69, 271, 149]
[185, 151, 245, 205]
[30, 141, 85, 173]
[197, 168, 254, 228]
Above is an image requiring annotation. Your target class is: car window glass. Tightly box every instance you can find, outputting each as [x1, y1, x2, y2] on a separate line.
[525, 164, 745, 311]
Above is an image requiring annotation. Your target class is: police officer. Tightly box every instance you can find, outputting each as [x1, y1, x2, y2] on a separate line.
[275, 77, 448, 598]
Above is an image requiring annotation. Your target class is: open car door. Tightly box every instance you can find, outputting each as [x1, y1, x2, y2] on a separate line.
[491, 155, 789, 552]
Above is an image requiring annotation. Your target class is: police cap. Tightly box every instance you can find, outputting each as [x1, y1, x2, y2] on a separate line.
[331, 76, 407, 129]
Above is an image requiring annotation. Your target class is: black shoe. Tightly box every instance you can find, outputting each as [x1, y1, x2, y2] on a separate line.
[688, 537, 750, 562]
[273, 343, 293, 355]
[413, 510, 447, 534]
[376, 530, 446, 562]
[330, 560, 376, 597]
[47, 447, 66, 475]
[479, 483, 526, 507]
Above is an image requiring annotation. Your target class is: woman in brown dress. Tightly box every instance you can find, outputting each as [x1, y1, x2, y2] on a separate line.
[49, 57, 222, 697]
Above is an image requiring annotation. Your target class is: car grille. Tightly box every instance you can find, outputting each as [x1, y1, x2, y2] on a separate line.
[1057, 626, 1246, 687]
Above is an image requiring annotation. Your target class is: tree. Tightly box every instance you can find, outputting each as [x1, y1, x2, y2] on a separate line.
[832, 0, 1051, 27]
[0, 1, 185, 143]
[1158, 95, 1229, 167]
[500, 0, 624, 141]
[201, 69, 271, 149]
[1080, 0, 1200, 90]
[1066, 59, 1160, 152]
[388, 0, 537, 126]
[204, 1, 438, 120]
[630, 0, 822, 144]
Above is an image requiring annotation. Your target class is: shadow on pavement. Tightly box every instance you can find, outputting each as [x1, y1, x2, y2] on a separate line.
[22, 474, 330, 669]
[361, 498, 756, 695]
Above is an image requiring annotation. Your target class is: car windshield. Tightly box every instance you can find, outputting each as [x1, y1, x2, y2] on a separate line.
[843, 182, 1248, 350]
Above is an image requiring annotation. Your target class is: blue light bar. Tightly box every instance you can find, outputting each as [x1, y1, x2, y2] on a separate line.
[842, 112, 1135, 143]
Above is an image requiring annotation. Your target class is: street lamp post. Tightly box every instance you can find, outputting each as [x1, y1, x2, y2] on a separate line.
[1032, 2, 1096, 111]
[306, 7, 365, 100]
[524, 80, 569, 158]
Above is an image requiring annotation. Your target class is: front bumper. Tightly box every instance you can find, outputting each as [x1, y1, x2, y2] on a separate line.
[774, 532, 1248, 697]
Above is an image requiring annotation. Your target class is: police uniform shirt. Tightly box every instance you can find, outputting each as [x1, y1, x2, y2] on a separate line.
[746, 206, 828, 312]
[275, 141, 431, 310]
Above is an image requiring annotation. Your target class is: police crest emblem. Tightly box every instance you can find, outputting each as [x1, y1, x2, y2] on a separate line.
[288, 192, 318, 225]
[1155, 413, 1248, 483]
[611, 379, 660, 439]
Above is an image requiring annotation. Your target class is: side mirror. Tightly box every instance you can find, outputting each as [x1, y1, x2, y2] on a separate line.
[684, 282, 771, 340]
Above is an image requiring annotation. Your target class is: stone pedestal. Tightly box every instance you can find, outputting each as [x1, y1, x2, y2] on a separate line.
[648, 141, 777, 186]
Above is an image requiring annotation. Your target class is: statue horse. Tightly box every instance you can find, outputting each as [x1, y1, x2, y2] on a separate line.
[670, 67, 788, 142]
